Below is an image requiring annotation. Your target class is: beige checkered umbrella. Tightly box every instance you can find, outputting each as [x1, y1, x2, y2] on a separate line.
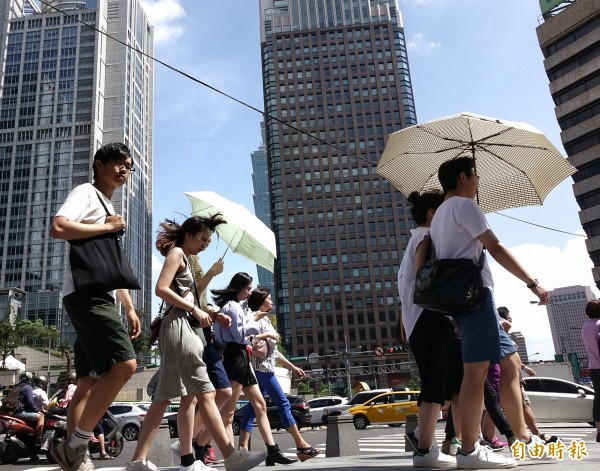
[377, 112, 577, 213]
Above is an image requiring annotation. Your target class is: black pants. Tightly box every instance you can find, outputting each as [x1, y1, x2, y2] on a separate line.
[444, 379, 513, 439]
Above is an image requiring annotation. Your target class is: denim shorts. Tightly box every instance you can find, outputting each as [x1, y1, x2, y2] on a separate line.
[203, 343, 231, 389]
[455, 288, 515, 363]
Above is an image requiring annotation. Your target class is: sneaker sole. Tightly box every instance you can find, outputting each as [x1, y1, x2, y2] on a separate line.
[226, 451, 268, 471]
[457, 459, 517, 469]
[50, 444, 85, 471]
[414, 460, 457, 469]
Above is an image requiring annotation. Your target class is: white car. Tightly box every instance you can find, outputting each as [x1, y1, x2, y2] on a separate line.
[318, 388, 393, 419]
[522, 377, 595, 425]
[306, 396, 347, 425]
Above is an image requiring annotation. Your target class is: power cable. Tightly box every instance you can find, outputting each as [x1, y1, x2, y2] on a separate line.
[38, 0, 374, 169]
[38, 0, 584, 240]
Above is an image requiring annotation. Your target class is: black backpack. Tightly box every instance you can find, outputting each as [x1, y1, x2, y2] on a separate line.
[0, 384, 22, 413]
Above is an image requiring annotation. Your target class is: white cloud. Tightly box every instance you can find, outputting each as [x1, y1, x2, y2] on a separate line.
[140, 0, 185, 44]
[490, 232, 597, 362]
[407, 33, 441, 52]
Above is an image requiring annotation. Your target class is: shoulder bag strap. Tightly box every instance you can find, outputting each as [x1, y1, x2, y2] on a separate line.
[95, 191, 112, 217]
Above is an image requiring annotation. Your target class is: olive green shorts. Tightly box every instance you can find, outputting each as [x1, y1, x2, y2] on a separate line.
[63, 291, 136, 379]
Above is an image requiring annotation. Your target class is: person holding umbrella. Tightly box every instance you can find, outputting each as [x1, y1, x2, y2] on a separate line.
[398, 190, 460, 468]
[128, 216, 267, 471]
[429, 156, 549, 469]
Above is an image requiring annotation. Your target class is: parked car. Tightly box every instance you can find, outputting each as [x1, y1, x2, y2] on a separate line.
[347, 390, 419, 429]
[107, 403, 147, 441]
[232, 394, 311, 435]
[306, 396, 347, 426]
[522, 377, 595, 425]
[165, 412, 178, 438]
[166, 400, 243, 438]
[321, 388, 392, 418]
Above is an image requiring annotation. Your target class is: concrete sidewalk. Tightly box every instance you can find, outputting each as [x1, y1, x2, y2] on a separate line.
[145, 444, 600, 471]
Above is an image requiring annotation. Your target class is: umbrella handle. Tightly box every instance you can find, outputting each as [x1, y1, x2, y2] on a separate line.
[222, 244, 230, 259]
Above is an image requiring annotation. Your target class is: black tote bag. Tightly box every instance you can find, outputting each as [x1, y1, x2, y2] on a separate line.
[69, 193, 141, 293]
[413, 238, 486, 315]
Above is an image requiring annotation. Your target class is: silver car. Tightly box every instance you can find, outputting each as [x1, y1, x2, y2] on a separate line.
[307, 396, 347, 426]
[522, 377, 595, 425]
[108, 403, 148, 441]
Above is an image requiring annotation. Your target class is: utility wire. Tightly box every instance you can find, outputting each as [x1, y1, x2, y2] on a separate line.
[39, 0, 374, 169]
[495, 212, 585, 237]
[38, 0, 583, 240]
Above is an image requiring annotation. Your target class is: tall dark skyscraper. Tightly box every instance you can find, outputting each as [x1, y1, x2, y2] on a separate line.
[251, 122, 276, 294]
[536, 0, 600, 289]
[259, 0, 416, 388]
[0, 0, 154, 342]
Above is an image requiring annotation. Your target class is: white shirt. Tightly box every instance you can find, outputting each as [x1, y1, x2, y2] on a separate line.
[32, 387, 48, 412]
[55, 183, 115, 297]
[429, 196, 494, 288]
[398, 226, 429, 338]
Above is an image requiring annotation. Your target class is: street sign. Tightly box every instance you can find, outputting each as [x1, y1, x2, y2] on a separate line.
[374, 345, 384, 357]
[308, 352, 319, 364]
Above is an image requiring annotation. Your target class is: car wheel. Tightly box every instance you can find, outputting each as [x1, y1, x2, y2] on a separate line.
[353, 415, 369, 430]
[232, 421, 240, 436]
[321, 415, 328, 425]
[293, 415, 301, 430]
[388, 423, 402, 427]
[168, 424, 177, 438]
[122, 424, 140, 441]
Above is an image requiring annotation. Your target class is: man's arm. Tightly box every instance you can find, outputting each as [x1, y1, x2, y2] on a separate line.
[477, 229, 549, 304]
[50, 215, 125, 240]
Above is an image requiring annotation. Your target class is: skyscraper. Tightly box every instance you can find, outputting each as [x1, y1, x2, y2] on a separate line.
[0, 0, 153, 342]
[536, 0, 600, 288]
[251, 122, 275, 294]
[259, 0, 416, 389]
[546, 285, 596, 365]
[508, 331, 529, 364]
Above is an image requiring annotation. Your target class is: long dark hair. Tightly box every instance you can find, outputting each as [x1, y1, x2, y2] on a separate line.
[155, 214, 226, 256]
[248, 286, 270, 311]
[211, 272, 252, 309]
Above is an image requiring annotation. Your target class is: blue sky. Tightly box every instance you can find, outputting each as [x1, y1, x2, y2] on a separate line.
[141, 0, 594, 361]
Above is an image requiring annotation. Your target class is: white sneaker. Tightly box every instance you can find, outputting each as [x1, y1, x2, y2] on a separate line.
[413, 444, 457, 469]
[171, 439, 181, 457]
[126, 460, 160, 471]
[224, 448, 268, 471]
[524, 435, 558, 461]
[180, 461, 217, 471]
[456, 442, 517, 469]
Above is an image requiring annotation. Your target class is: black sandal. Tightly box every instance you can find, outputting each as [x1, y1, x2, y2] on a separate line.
[296, 446, 321, 462]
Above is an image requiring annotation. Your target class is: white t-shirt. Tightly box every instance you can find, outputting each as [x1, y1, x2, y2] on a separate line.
[398, 226, 429, 338]
[32, 386, 48, 412]
[429, 196, 494, 288]
[55, 183, 115, 297]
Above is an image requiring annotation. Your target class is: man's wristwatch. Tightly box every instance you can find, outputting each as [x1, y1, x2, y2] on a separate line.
[526, 279, 539, 289]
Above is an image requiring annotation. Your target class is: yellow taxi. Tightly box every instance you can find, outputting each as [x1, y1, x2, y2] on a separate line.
[347, 390, 419, 429]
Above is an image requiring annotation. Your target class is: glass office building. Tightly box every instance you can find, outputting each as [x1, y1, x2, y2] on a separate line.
[259, 0, 416, 388]
[0, 0, 153, 342]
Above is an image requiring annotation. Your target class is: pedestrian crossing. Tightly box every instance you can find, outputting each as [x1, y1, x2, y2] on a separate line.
[9, 425, 598, 470]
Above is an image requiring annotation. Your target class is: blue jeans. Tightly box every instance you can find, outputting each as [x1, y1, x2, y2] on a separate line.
[240, 370, 295, 433]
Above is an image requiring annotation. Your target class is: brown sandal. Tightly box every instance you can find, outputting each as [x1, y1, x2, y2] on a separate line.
[296, 446, 321, 462]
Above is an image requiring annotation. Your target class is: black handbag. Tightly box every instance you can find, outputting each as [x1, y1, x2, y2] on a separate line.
[413, 238, 486, 315]
[69, 192, 141, 292]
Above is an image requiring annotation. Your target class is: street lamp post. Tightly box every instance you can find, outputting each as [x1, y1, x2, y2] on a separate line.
[343, 335, 352, 398]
